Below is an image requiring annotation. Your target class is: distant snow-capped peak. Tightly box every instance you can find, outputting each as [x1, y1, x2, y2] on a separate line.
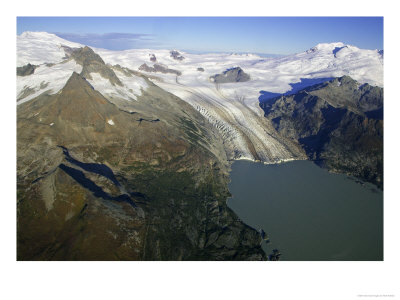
[17, 32, 383, 108]
[17, 31, 83, 66]
[18, 31, 82, 46]
[306, 42, 358, 54]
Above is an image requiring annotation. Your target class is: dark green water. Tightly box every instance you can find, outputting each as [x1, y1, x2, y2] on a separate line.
[227, 160, 383, 261]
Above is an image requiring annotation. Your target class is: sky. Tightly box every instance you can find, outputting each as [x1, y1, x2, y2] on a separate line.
[17, 16, 383, 56]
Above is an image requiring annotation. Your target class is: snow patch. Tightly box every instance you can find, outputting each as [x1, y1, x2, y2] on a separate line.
[87, 72, 147, 101]
[17, 59, 83, 105]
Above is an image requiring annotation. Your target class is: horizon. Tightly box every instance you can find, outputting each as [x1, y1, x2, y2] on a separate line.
[16, 30, 381, 57]
[17, 17, 383, 55]
[17, 31, 286, 56]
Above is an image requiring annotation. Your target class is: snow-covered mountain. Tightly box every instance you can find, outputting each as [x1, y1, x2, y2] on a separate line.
[17, 31, 383, 163]
[17, 32, 147, 105]
[17, 31, 84, 66]
[92, 40, 383, 114]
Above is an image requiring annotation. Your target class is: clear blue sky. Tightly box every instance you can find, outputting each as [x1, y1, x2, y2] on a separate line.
[17, 17, 383, 54]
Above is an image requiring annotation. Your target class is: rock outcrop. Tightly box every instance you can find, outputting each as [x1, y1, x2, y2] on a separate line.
[139, 63, 182, 76]
[149, 53, 157, 62]
[170, 50, 185, 61]
[210, 67, 250, 83]
[17, 63, 37, 76]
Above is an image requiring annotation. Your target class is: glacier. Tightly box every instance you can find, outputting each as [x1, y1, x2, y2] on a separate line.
[17, 32, 383, 163]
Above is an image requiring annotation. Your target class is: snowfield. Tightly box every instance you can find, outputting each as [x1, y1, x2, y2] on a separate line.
[17, 59, 83, 105]
[94, 41, 383, 112]
[17, 32, 383, 162]
[87, 71, 147, 101]
[17, 32, 83, 67]
[17, 32, 147, 105]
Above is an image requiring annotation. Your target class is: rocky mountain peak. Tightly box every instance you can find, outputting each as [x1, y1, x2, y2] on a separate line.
[170, 50, 185, 61]
[210, 66, 250, 83]
[62, 71, 96, 93]
[303, 76, 383, 114]
[45, 71, 119, 126]
[70, 46, 123, 86]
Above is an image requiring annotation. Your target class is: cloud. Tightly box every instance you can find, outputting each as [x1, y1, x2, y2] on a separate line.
[53, 32, 161, 50]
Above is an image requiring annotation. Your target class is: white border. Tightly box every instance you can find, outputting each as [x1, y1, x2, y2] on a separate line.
[2, 1, 399, 300]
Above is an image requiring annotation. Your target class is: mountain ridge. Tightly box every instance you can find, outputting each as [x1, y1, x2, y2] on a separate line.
[17, 66, 266, 260]
[260, 76, 383, 188]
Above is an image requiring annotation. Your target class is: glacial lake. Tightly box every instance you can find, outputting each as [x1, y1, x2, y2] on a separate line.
[227, 160, 383, 261]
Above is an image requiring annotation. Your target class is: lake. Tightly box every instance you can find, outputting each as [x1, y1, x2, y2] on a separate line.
[227, 160, 383, 261]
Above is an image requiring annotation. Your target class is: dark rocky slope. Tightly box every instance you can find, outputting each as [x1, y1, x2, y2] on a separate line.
[17, 69, 265, 260]
[260, 76, 383, 188]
